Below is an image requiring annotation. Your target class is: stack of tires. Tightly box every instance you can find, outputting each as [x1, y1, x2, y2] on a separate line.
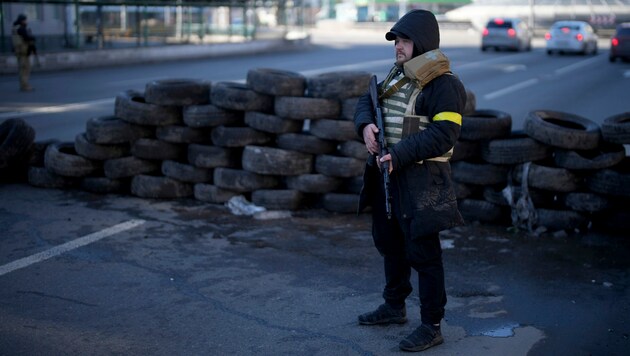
[451, 109, 514, 226]
[23, 70, 371, 214]
[8, 70, 629, 233]
[453, 108, 630, 234]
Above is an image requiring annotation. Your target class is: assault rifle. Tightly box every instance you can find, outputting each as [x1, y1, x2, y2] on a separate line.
[368, 75, 392, 219]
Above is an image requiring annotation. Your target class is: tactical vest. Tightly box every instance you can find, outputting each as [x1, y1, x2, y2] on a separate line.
[380, 70, 453, 163]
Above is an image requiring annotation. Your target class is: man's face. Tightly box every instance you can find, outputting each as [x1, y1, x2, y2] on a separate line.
[395, 37, 414, 65]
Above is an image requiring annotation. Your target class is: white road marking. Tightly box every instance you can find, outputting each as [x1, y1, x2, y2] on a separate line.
[554, 55, 602, 75]
[0, 219, 145, 277]
[456, 54, 530, 71]
[501, 64, 527, 73]
[0, 98, 114, 120]
[484, 78, 539, 100]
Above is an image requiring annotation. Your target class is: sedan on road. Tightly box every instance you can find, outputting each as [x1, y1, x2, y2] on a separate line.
[545, 20, 598, 55]
[610, 22, 630, 62]
[481, 17, 532, 52]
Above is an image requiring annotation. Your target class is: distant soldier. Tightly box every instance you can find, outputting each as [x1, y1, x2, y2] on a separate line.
[12, 14, 36, 92]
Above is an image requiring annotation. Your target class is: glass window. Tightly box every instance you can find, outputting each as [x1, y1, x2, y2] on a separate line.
[487, 19, 513, 28]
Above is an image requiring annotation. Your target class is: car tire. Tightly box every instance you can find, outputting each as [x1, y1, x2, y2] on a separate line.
[274, 96, 341, 120]
[458, 198, 509, 224]
[210, 126, 272, 148]
[213, 167, 280, 193]
[131, 138, 187, 161]
[75, 133, 130, 161]
[337, 140, 368, 160]
[115, 90, 182, 126]
[131, 174, 193, 199]
[553, 143, 625, 170]
[242, 145, 313, 176]
[586, 159, 630, 197]
[211, 82, 273, 113]
[45, 142, 101, 177]
[161, 160, 213, 183]
[451, 161, 508, 185]
[315, 155, 364, 178]
[524, 110, 600, 150]
[309, 119, 357, 142]
[244, 111, 302, 134]
[187, 144, 240, 169]
[481, 131, 551, 165]
[104, 156, 160, 179]
[246, 68, 306, 97]
[251, 189, 304, 210]
[461, 109, 512, 141]
[85, 115, 154, 144]
[156, 125, 210, 144]
[144, 79, 211, 106]
[276, 133, 337, 155]
[513, 161, 581, 193]
[561, 192, 609, 213]
[183, 105, 244, 128]
[306, 71, 372, 99]
[601, 112, 630, 144]
[285, 174, 342, 193]
[194, 183, 239, 203]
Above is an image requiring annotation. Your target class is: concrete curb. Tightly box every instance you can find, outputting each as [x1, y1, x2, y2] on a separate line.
[0, 36, 311, 75]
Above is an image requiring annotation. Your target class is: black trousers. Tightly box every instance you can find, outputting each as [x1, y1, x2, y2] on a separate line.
[370, 173, 447, 325]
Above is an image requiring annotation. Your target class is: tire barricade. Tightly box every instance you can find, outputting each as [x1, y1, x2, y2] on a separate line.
[6, 70, 372, 214]
[454, 108, 630, 235]
[1, 71, 629, 234]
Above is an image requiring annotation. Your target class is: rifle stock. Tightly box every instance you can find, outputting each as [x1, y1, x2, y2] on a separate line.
[368, 75, 392, 219]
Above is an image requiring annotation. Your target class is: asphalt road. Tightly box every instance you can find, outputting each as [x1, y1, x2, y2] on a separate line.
[0, 26, 628, 141]
[1, 26, 629, 355]
[1, 184, 629, 355]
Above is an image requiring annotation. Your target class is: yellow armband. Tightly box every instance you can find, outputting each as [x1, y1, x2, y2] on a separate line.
[433, 112, 462, 126]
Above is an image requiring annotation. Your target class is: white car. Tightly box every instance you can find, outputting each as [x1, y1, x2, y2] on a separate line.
[481, 17, 532, 52]
[545, 21, 598, 55]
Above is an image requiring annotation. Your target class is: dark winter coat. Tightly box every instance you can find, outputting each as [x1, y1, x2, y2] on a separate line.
[354, 10, 466, 237]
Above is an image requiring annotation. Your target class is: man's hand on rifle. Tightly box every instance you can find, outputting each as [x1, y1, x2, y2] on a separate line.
[362, 123, 380, 155]
[379, 154, 394, 174]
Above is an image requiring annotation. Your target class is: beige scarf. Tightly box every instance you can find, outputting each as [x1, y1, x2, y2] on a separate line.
[380, 49, 451, 99]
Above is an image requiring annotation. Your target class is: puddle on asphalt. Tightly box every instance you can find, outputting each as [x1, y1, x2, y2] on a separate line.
[480, 323, 520, 337]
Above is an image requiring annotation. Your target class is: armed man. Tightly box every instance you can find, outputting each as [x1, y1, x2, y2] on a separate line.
[12, 14, 36, 92]
[353, 9, 466, 352]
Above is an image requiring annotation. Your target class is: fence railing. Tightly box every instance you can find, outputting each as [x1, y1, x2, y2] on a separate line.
[1, 2, 314, 54]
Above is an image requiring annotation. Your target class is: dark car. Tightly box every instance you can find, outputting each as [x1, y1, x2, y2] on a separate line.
[610, 22, 630, 62]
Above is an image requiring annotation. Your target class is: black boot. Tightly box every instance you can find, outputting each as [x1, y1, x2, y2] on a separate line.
[358, 303, 407, 325]
[399, 323, 443, 352]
